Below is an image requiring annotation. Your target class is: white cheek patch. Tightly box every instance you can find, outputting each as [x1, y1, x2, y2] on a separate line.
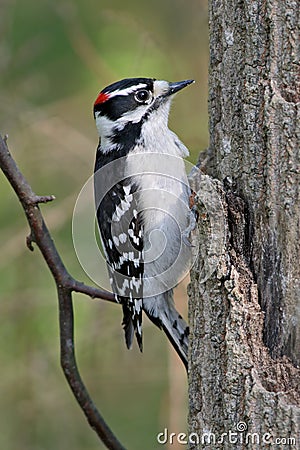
[95, 114, 114, 136]
[119, 105, 149, 124]
[153, 80, 169, 97]
[95, 114, 121, 151]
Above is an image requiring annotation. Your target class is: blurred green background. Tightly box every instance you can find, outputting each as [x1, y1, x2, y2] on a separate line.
[0, 0, 208, 449]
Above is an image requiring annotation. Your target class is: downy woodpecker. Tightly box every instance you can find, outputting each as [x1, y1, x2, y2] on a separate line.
[93, 78, 194, 369]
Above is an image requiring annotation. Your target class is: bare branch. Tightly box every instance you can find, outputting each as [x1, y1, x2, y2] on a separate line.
[0, 134, 125, 450]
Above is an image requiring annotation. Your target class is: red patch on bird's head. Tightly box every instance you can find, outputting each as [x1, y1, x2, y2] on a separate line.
[94, 92, 110, 106]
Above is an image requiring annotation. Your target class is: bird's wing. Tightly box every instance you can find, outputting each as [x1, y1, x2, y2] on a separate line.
[96, 178, 144, 350]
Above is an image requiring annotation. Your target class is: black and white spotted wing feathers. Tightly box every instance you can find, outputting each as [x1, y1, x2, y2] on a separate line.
[95, 177, 144, 351]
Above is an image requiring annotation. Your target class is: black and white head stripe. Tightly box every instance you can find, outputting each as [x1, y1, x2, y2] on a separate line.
[93, 78, 193, 122]
[101, 78, 154, 98]
[94, 78, 155, 119]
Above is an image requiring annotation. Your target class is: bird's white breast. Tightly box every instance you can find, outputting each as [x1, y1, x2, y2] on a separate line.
[124, 119, 191, 293]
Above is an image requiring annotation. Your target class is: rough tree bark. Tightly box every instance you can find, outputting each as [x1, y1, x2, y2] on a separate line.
[188, 0, 299, 448]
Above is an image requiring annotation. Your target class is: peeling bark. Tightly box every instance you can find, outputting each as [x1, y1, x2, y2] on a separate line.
[188, 0, 300, 448]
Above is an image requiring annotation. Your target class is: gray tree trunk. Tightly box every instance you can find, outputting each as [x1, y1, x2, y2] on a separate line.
[188, 0, 300, 448]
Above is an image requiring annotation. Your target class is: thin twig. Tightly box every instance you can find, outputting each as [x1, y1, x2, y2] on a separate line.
[0, 134, 125, 450]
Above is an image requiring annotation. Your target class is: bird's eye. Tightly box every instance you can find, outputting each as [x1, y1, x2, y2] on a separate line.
[134, 89, 152, 103]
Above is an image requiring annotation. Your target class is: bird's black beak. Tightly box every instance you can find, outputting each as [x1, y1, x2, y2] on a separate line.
[167, 79, 195, 96]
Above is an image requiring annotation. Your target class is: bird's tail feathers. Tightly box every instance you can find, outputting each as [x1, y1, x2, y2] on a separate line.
[143, 290, 189, 370]
[122, 298, 143, 352]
